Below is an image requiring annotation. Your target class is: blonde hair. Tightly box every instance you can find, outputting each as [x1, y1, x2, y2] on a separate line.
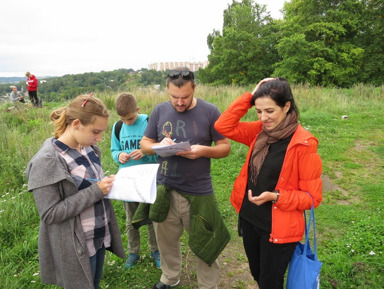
[50, 94, 109, 138]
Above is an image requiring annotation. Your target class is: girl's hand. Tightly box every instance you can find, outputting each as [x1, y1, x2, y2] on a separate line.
[97, 175, 115, 195]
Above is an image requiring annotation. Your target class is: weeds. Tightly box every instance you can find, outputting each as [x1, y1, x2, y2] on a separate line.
[0, 84, 383, 288]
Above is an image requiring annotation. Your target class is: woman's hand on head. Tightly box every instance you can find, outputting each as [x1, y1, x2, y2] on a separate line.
[97, 175, 115, 195]
[251, 78, 275, 96]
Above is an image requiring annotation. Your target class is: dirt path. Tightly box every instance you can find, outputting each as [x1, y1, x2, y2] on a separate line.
[179, 230, 257, 288]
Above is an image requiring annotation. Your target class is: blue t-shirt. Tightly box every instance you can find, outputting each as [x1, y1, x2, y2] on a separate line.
[144, 99, 225, 195]
[111, 114, 157, 170]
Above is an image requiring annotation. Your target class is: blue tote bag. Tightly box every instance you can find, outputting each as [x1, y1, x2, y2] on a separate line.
[286, 203, 322, 289]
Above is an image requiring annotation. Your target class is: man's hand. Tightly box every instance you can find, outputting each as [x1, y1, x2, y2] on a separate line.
[159, 137, 175, 146]
[176, 145, 203, 159]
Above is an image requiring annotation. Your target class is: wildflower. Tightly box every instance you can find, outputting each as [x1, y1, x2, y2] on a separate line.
[107, 260, 116, 266]
[33, 272, 39, 276]
[369, 251, 375, 255]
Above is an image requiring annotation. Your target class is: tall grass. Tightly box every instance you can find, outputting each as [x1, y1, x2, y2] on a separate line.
[0, 84, 383, 288]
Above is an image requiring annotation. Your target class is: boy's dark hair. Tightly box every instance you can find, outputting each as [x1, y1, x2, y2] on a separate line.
[116, 93, 138, 116]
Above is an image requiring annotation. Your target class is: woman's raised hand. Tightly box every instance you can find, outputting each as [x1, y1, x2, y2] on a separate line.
[251, 78, 275, 96]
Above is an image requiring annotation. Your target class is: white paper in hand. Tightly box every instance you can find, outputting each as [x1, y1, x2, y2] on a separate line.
[105, 163, 159, 203]
[152, 141, 191, 157]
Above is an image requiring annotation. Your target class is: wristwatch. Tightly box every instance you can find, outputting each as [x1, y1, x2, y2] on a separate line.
[272, 190, 280, 203]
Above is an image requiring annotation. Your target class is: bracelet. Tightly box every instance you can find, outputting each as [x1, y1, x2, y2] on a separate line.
[272, 190, 280, 203]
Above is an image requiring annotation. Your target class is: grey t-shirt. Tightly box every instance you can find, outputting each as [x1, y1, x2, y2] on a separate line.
[144, 99, 225, 195]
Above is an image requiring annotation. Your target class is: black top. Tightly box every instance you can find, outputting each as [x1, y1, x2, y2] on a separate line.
[239, 135, 292, 233]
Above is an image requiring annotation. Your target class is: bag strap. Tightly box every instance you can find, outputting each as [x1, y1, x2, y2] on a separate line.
[114, 120, 123, 142]
[303, 194, 318, 256]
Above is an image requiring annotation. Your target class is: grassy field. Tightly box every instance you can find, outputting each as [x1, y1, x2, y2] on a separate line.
[0, 84, 383, 288]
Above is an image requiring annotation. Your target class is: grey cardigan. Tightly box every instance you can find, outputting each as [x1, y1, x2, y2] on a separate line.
[26, 138, 126, 289]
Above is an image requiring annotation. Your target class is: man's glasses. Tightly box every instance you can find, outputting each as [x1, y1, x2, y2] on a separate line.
[167, 70, 194, 80]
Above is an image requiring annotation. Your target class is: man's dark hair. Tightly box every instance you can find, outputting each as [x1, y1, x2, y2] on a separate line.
[166, 67, 195, 88]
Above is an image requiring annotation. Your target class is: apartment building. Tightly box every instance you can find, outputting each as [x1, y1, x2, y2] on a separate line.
[148, 61, 209, 72]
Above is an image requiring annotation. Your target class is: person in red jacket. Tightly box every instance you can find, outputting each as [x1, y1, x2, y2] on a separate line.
[25, 71, 41, 107]
[214, 77, 322, 289]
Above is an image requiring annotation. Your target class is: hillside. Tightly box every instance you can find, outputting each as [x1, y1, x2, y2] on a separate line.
[0, 77, 26, 84]
[0, 69, 168, 101]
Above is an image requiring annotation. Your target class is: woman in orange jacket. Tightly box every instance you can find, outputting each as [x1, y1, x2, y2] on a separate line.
[214, 78, 322, 289]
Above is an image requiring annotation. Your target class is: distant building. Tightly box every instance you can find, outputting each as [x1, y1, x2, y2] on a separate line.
[148, 61, 209, 72]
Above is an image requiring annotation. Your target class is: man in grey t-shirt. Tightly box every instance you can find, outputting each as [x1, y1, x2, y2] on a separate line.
[141, 67, 231, 289]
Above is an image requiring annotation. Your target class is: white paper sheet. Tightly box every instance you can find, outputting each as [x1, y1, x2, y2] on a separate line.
[152, 141, 191, 157]
[105, 163, 159, 203]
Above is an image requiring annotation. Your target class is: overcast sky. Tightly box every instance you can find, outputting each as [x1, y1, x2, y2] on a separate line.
[0, 0, 286, 77]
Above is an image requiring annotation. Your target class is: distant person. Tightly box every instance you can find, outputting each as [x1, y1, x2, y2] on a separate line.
[26, 94, 126, 289]
[9, 85, 25, 103]
[140, 67, 231, 289]
[110, 93, 160, 270]
[25, 71, 41, 107]
[214, 78, 323, 289]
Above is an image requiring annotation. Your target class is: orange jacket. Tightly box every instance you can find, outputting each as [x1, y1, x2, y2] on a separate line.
[215, 92, 322, 244]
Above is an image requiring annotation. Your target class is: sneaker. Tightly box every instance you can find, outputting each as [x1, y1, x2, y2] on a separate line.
[150, 250, 161, 268]
[152, 281, 179, 289]
[124, 253, 140, 269]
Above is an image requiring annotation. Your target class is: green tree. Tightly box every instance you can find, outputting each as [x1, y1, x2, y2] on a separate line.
[138, 69, 167, 87]
[357, 0, 384, 85]
[274, 0, 365, 87]
[199, 0, 280, 85]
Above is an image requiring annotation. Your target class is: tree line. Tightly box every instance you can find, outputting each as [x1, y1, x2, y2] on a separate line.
[199, 0, 383, 87]
[0, 69, 168, 102]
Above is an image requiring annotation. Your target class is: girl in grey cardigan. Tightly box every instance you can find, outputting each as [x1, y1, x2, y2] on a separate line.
[26, 94, 126, 289]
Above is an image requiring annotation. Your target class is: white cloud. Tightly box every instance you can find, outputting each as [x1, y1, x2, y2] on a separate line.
[0, 0, 286, 77]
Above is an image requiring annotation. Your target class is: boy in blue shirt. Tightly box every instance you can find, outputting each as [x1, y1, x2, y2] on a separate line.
[111, 93, 160, 269]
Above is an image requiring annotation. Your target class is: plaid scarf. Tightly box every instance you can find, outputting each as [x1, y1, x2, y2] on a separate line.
[53, 139, 111, 257]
